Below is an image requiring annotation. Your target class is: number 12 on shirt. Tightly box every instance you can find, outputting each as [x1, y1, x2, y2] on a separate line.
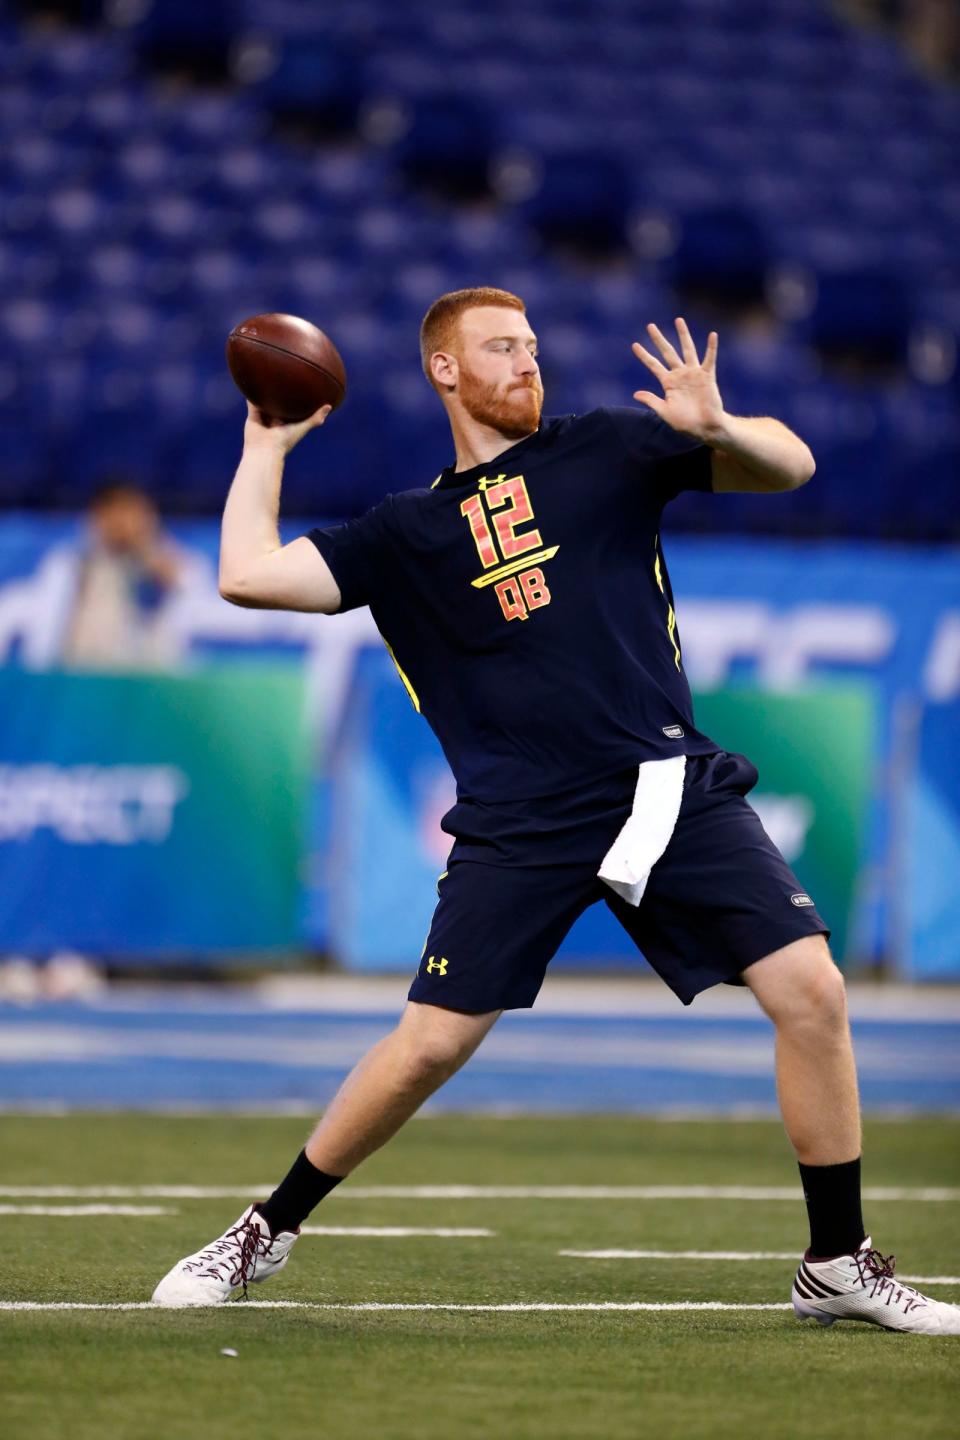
[460, 476, 559, 623]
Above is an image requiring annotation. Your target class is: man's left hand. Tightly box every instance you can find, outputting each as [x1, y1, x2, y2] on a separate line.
[632, 318, 726, 444]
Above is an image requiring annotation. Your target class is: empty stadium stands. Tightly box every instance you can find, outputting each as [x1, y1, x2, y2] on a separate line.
[0, 0, 957, 537]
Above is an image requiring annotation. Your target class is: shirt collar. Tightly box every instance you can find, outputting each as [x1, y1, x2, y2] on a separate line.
[433, 422, 545, 490]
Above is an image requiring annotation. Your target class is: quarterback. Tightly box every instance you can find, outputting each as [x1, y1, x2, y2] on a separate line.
[153, 289, 959, 1334]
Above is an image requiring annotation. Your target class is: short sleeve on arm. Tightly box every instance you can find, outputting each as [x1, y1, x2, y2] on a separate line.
[306, 499, 395, 613]
[604, 406, 713, 501]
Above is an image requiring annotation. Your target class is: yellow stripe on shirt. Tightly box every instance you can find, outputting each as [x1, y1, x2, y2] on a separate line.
[383, 639, 421, 712]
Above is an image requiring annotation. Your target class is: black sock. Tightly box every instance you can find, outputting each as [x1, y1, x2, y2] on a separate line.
[798, 1157, 866, 1259]
[255, 1150, 344, 1236]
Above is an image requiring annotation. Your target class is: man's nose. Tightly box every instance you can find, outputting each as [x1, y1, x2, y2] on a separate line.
[515, 351, 538, 376]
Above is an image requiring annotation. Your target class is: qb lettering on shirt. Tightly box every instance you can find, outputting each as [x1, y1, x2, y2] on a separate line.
[460, 475, 559, 622]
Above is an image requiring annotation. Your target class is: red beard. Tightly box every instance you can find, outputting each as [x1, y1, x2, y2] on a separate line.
[457, 367, 543, 440]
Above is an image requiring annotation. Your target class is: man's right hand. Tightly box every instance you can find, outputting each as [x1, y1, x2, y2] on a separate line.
[243, 400, 333, 456]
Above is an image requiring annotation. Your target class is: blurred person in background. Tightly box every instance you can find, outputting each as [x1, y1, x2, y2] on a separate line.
[61, 481, 187, 671]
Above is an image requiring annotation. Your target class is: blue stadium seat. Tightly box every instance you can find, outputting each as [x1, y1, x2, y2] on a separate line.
[246, 35, 366, 136]
[664, 206, 770, 305]
[511, 150, 633, 254]
[391, 93, 502, 200]
[887, 445, 960, 543]
[50, 409, 170, 505]
[121, 0, 240, 80]
[0, 407, 49, 505]
[805, 269, 912, 365]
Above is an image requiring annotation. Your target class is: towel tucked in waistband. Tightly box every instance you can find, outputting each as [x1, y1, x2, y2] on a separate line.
[597, 754, 686, 906]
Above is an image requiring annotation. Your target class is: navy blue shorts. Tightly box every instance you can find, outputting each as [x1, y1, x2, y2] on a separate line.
[408, 751, 830, 1012]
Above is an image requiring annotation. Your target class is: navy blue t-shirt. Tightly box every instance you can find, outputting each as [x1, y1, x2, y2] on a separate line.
[308, 407, 718, 816]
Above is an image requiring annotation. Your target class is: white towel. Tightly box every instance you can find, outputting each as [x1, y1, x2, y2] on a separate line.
[598, 755, 687, 906]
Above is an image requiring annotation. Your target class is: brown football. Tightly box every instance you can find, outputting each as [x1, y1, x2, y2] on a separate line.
[226, 313, 347, 422]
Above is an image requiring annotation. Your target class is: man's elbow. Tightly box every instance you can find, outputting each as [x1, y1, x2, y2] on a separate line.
[787, 445, 815, 490]
[800, 444, 816, 484]
[219, 570, 257, 607]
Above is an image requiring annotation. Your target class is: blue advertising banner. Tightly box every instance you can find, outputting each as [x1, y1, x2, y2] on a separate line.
[906, 701, 960, 981]
[0, 668, 308, 955]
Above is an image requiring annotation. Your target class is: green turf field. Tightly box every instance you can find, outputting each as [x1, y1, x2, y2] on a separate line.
[1, 1114, 958, 1439]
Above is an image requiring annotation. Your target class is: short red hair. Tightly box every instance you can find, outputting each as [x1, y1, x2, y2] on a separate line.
[420, 287, 526, 389]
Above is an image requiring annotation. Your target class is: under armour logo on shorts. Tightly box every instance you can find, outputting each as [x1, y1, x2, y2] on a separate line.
[425, 955, 449, 975]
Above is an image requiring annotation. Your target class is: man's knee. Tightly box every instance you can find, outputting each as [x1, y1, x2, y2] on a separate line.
[395, 1001, 499, 1082]
[799, 951, 847, 1030]
[746, 935, 848, 1031]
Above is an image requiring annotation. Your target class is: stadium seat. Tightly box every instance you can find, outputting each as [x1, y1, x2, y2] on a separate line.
[117, 0, 240, 82]
[663, 206, 771, 307]
[805, 270, 912, 367]
[508, 150, 633, 255]
[391, 93, 502, 201]
[243, 35, 367, 137]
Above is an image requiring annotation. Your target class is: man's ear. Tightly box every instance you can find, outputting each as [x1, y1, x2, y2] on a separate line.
[430, 351, 458, 391]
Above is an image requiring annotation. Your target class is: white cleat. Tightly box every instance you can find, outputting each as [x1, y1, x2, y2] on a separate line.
[792, 1237, 960, 1334]
[152, 1206, 299, 1308]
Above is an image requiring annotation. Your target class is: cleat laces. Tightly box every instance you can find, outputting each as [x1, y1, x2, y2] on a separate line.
[185, 1216, 264, 1298]
[854, 1247, 927, 1315]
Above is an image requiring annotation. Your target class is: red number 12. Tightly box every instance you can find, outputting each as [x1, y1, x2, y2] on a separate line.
[460, 477, 542, 570]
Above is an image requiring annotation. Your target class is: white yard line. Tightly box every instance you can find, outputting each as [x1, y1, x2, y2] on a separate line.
[0, 1187, 253, 1198]
[300, 1227, 494, 1238]
[558, 1251, 960, 1284]
[329, 1185, 960, 1202]
[0, 1300, 792, 1314]
[0, 1205, 175, 1217]
[0, 1184, 956, 1201]
[562, 1249, 800, 1260]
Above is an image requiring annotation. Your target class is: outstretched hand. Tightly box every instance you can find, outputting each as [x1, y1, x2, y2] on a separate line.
[632, 319, 725, 443]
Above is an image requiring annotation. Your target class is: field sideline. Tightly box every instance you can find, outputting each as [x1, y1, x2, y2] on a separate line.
[1, 1114, 958, 1439]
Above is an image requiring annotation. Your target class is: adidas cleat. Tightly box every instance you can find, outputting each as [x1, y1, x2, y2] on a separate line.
[792, 1237, 960, 1334]
[152, 1206, 298, 1308]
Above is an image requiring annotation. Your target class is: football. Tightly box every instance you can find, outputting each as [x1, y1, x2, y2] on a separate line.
[226, 312, 347, 422]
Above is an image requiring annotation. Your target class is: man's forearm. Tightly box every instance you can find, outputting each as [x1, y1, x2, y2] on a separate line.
[707, 414, 815, 492]
[219, 433, 286, 594]
[217, 402, 338, 613]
